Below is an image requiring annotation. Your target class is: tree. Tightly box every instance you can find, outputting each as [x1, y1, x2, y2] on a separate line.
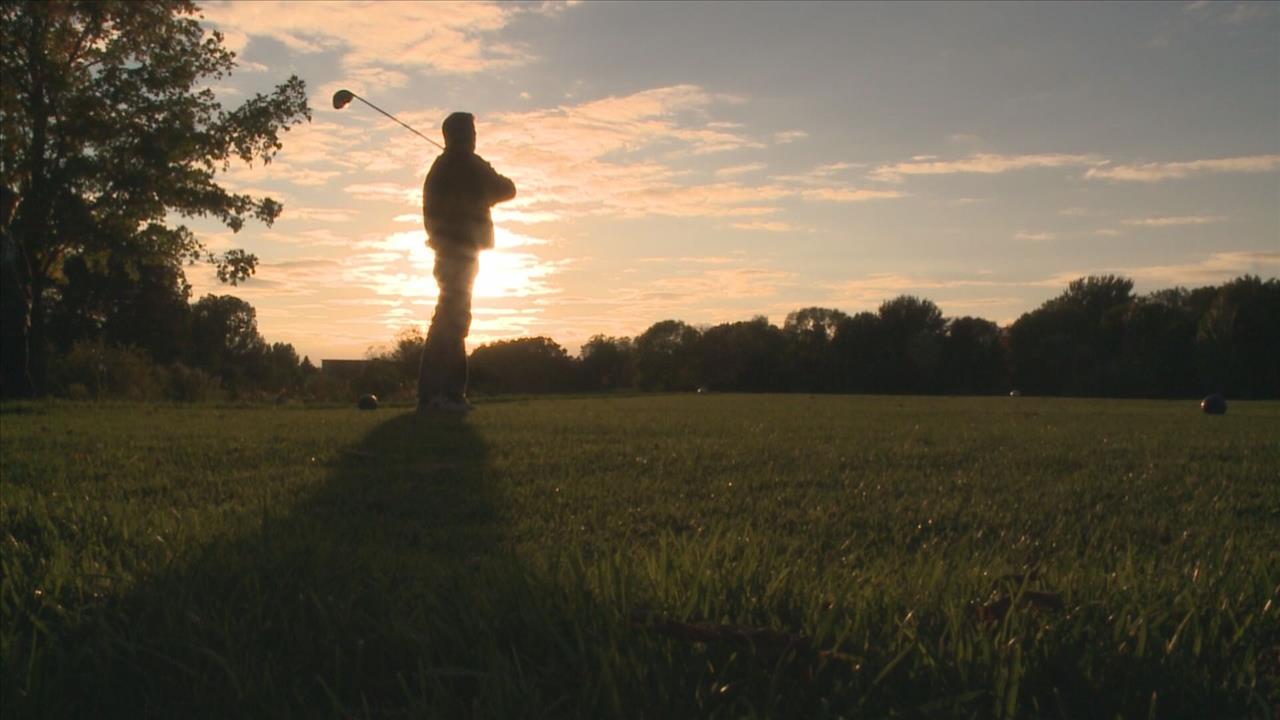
[1195, 275, 1280, 398]
[1055, 275, 1134, 319]
[369, 327, 427, 386]
[784, 307, 848, 340]
[353, 358, 403, 401]
[579, 334, 635, 390]
[876, 295, 945, 393]
[1116, 295, 1196, 397]
[189, 294, 265, 391]
[783, 307, 847, 392]
[1009, 275, 1135, 396]
[0, 1, 310, 396]
[45, 252, 193, 364]
[257, 341, 301, 393]
[831, 311, 884, 393]
[634, 320, 701, 391]
[698, 317, 787, 392]
[469, 337, 578, 394]
[939, 316, 1006, 395]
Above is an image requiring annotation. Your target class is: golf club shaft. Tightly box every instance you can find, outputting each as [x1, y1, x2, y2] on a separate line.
[352, 94, 444, 150]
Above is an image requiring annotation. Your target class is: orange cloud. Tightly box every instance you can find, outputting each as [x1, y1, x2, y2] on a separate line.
[200, 1, 554, 74]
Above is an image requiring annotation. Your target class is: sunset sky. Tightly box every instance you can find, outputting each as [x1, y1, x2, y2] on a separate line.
[187, 0, 1280, 362]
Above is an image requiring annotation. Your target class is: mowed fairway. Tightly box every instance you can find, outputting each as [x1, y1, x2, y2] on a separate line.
[2, 395, 1277, 718]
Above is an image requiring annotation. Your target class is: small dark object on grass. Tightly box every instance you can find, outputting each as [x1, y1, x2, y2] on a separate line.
[1201, 394, 1226, 415]
[357, 394, 379, 410]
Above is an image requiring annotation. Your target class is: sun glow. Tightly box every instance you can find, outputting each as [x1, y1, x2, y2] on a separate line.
[359, 223, 560, 322]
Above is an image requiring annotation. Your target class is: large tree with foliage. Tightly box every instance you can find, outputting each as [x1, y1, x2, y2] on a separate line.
[635, 320, 701, 391]
[470, 337, 578, 394]
[939, 316, 1006, 395]
[188, 294, 266, 390]
[783, 307, 847, 392]
[1009, 275, 1133, 396]
[0, 1, 310, 396]
[579, 334, 635, 390]
[698, 317, 787, 392]
[876, 295, 946, 394]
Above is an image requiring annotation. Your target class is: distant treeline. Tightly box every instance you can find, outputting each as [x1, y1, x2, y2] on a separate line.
[393, 273, 1278, 401]
[8, 273, 1277, 402]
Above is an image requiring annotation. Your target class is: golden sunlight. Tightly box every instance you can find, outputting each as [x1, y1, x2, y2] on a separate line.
[362, 225, 559, 305]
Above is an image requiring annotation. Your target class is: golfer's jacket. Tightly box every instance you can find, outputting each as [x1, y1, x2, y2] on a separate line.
[423, 150, 516, 254]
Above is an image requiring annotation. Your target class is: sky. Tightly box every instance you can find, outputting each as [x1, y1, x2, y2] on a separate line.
[186, 0, 1280, 362]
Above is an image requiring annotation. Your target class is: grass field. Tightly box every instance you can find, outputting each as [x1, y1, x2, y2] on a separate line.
[2, 395, 1277, 718]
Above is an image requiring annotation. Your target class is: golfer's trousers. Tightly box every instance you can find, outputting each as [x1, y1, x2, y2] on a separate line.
[418, 250, 479, 402]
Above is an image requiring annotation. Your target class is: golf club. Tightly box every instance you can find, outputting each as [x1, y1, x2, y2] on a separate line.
[332, 89, 444, 150]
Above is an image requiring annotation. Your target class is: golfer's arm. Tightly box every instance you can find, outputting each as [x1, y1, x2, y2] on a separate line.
[490, 174, 516, 204]
[478, 159, 516, 204]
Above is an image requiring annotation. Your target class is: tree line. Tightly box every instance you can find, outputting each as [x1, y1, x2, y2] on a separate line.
[366, 273, 1275, 401]
[7, 257, 1279, 402]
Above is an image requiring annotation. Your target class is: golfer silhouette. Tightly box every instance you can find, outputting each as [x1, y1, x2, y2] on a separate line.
[417, 112, 516, 413]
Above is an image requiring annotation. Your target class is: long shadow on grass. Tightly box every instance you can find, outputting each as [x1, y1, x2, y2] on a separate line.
[47, 411, 579, 718]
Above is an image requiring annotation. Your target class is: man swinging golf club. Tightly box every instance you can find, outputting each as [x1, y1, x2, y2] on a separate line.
[416, 112, 516, 413]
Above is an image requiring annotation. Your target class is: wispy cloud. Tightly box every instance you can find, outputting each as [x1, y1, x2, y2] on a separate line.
[222, 164, 340, 188]
[638, 256, 738, 265]
[730, 220, 808, 233]
[1122, 215, 1227, 227]
[200, 1, 568, 75]
[715, 162, 767, 178]
[285, 207, 359, 223]
[544, 261, 801, 340]
[233, 81, 902, 239]
[771, 161, 864, 186]
[259, 228, 365, 248]
[825, 273, 1009, 297]
[1184, 0, 1278, 23]
[1040, 251, 1280, 288]
[343, 182, 420, 206]
[235, 60, 270, 73]
[821, 273, 1032, 319]
[1014, 231, 1055, 241]
[773, 130, 808, 145]
[801, 187, 905, 203]
[639, 267, 796, 301]
[1085, 154, 1280, 182]
[869, 153, 1104, 183]
[1225, 2, 1278, 23]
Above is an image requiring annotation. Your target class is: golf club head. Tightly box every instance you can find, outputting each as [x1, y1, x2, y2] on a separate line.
[332, 89, 355, 110]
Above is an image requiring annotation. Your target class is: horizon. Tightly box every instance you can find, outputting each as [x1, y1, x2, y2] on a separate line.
[187, 0, 1279, 361]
